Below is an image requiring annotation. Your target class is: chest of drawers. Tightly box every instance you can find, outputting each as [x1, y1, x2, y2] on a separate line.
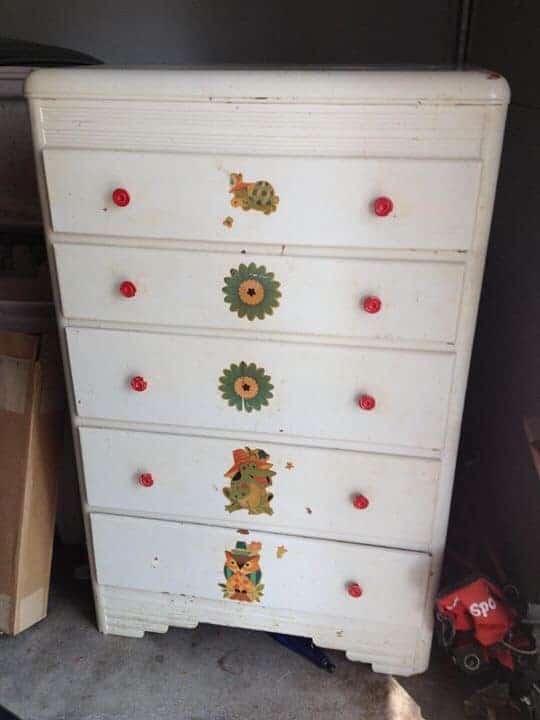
[26, 67, 509, 676]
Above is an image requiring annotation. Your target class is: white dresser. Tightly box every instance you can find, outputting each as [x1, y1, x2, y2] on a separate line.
[25, 67, 509, 676]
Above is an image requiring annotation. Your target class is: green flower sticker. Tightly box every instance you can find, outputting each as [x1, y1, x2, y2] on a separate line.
[219, 362, 274, 412]
[223, 263, 281, 321]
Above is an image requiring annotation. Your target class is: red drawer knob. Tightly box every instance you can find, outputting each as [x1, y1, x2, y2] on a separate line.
[358, 394, 376, 411]
[112, 187, 130, 207]
[130, 375, 148, 392]
[347, 582, 363, 598]
[353, 494, 370, 510]
[373, 196, 393, 217]
[139, 473, 154, 487]
[362, 296, 382, 314]
[119, 280, 137, 298]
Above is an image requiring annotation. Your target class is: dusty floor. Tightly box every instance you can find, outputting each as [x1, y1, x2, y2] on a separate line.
[0, 547, 472, 720]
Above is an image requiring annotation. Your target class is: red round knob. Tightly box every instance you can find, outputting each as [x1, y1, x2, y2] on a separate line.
[373, 196, 393, 217]
[130, 376, 148, 392]
[119, 280, 137, 298]
[358, 394, 376, 411]
[112, 188, 130, 207]
[362, 296, 382, 314]
[139, 473, 154, 487]
[353, 494, 370, 510]
[347, 583, 363, 598]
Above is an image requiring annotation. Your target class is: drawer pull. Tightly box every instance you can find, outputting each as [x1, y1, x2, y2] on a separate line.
[112, 187, 131, 207]
[130, 375, 148, 392]
[362, 296, 382, 314]
[119, 280, 137, 298]
[352, 494, 370, 510]
[373, 196, 393, 217]
[347, 582, 363, 598]
[357, 394, 376, 411]
[138, 472, 154, 487]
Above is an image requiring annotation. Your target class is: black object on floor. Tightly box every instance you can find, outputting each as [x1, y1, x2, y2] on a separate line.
[0, 705, 23, 720]
[268, 633, 336, 673]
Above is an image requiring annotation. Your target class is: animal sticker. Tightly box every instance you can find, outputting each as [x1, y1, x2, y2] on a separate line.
[223, 447, 275, 515]
[229, 173, 279, 215]
[219, 541, 264, 602]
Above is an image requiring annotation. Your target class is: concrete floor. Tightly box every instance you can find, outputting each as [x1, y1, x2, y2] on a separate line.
[0, 548, 471, 720]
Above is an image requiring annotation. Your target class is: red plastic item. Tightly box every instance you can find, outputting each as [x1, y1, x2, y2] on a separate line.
[347, 583, 363, 598]
[119, 280, 137, 298]
[352, 494, 370, 510]
[363, 296, 382, 314]
[139, 473, 154, 488]
[130, 375, 148, 392]
[112, 188, 130, 207]
[358, 394, 376, 411]
[373, 196, 393, 217]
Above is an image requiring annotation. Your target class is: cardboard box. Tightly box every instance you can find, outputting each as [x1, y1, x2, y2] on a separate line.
[0, 331, 65, 634]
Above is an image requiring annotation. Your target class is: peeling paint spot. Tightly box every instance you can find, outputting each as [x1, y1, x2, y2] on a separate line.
[336, 630, 344, 638]
[223, 216, 234, 228]
[241, 249, 246, 254]
[305, 507, 312, 515]
[285, 462, 294, 470]
[151, 556, 159, 568]
[276, 545, 287, 559]
[237, 528, 250, 535]
[281, 244, 286, 255]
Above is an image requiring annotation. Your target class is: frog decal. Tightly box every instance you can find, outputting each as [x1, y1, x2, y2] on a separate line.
[229, 173, 279, 215]
[223, 447, 275, 515]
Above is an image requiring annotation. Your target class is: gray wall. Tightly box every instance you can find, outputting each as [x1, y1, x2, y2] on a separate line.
[0, 0, 460, 65]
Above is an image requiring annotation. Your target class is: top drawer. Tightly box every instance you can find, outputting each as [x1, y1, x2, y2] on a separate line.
[43, 149, 481, 251]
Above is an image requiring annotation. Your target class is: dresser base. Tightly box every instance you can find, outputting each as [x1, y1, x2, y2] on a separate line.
[95, 584, 430, 677]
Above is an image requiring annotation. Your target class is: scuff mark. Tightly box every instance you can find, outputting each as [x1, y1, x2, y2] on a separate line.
[237, 528, 250, 535]
[151, 556, 159, 568]
[305, 507, 312, 515]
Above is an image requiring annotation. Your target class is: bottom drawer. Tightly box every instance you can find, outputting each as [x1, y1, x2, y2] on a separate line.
[90, 514, 431, 626]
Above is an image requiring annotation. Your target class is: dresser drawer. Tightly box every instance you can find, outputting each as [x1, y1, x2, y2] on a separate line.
[80, 427, 440, 550]
[90, 513, 431, 624]
[67, 328, 454, 451]
[43, 148, 481, 251]
[55, 243, 464, 344]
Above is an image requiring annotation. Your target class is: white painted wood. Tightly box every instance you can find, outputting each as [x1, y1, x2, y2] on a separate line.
[36, 100, 487, 160]
[66, 327, 455, 451]
[43, 149, 481, 251]
[55, 242, 465, 345]
[80, 427, 440, 551]
[25, 67, 511, 105]
[90, 513, 432, 626]
[96, 583, 425, 675]
[25, 67, 509, 676]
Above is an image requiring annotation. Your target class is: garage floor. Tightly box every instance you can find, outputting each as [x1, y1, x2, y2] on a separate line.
[0, 547, 471, 720]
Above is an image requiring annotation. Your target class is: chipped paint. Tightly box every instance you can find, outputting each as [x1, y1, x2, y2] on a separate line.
[223, 216, 234, 228]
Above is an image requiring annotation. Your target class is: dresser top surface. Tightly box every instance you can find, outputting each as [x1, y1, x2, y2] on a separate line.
[25, 66, 510, 105]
